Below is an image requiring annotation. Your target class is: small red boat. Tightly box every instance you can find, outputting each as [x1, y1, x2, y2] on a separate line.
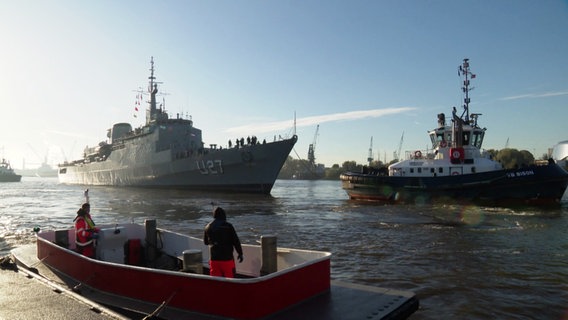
[35, 219, 330, 319]
[24, 219, 418, 319]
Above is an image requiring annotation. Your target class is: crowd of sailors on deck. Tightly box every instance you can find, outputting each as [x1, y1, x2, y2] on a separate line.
[229, 136, 266, 149]
[174, 136, 268, 160]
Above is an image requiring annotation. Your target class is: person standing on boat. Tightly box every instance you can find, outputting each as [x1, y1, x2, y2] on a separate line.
[203, 207, 244, 278]
[74, 203, 99, 258]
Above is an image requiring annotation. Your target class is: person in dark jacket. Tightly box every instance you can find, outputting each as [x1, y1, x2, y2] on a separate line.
[203, 207, 243, 278]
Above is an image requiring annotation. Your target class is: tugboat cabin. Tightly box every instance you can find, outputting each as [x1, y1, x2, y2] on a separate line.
[388, 59, 502, 178]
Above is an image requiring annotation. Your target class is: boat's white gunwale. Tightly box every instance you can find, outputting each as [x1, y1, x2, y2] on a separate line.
[37, 226, 331, 284]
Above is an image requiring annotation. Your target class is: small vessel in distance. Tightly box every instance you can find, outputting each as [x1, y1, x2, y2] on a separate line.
[0, 158, 22, 182]
[58, 57, 297, 193]
[16, 162, 58, 178]
[340, 58, 568, 206]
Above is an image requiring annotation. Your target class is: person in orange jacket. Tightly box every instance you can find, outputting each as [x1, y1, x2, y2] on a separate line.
[74, 203, 99, 258]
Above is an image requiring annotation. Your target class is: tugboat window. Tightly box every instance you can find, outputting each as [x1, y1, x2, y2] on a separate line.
[417, 168, 422, 173]
[472, 131, 484, 148]
[430, 168, 435, 173]
[462, 132, 470, 145]
[438, 167, 443, 173]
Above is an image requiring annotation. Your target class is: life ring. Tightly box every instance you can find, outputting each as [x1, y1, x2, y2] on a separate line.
[414, 150, 422, 158]
[452, 150, 461, 159]
[452, 171, 460, 175]
[439, 140, 447, 148]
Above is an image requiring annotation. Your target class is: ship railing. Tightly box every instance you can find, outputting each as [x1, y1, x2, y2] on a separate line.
[404, 148, 437, 160]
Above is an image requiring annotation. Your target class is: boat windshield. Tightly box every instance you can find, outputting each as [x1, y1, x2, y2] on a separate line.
[471, 129, 485, 148]
[430, 130, 452, 148]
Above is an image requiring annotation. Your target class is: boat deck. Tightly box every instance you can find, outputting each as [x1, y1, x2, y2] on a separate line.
[8, 245, 419, 319]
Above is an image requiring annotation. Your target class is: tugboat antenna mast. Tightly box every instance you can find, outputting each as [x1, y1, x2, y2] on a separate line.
[459, 58, 475, 123]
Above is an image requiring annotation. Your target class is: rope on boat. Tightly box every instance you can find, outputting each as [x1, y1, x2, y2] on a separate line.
[29, 255, 49, 269]
[142, 291, 177, 320]
[72, 273, 97, 293]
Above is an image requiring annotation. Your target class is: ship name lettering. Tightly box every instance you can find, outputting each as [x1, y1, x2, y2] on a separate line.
[197, 160, 224, 175]
[506, 170, 535, 178]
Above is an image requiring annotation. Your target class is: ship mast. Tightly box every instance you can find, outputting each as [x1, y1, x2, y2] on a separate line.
[451, 58, 476, 148]
[147, 57, 159, 125]
[458, 58, 475, 123]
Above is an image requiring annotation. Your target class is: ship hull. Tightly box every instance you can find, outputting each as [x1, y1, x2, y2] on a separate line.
[59, 136, 296, 194]
[341, 163, 568, 206]
[0, 174, 22, 182]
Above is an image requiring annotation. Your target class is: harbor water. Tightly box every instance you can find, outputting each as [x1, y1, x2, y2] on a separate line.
[1, 177, 567, 319]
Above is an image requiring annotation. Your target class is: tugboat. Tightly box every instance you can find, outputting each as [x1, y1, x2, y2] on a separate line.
[0, 158, 22, 182]
[340, 59, 568, 206]
[58, 57, 297, 193]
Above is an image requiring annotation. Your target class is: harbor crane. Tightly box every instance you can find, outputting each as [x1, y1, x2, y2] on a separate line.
[367, 136, 373, 166]
[394, 131, 404, 161]
[307, 125, 319, 167]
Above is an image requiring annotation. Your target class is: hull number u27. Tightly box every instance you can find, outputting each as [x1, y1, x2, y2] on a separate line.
[197, 160, 224, 175]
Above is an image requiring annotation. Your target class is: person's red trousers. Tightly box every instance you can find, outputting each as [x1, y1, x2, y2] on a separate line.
[77, 244, 95, 258]
[209, 259, 235, 278]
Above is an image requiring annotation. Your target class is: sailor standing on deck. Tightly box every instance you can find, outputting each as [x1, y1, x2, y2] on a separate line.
[74, 202, 99, 258]
[204, 207, 244, 278]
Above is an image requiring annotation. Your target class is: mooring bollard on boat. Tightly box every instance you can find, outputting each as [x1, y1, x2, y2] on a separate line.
[260, 235, 277, 276]
[182, 249, 203, 274]
[145, 219, 158, 264]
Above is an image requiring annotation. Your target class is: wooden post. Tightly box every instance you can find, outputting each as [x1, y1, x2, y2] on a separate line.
[145, 219, 158, 265]
[260, 235, 277, 276]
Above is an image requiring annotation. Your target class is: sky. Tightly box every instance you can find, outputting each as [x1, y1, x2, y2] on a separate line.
[1, 0, 567, 169]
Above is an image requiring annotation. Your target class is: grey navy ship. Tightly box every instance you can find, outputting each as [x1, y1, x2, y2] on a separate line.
[340, 59, 568, 206]
[58, 58, 297, 193]
[0, 158, 22, 182]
